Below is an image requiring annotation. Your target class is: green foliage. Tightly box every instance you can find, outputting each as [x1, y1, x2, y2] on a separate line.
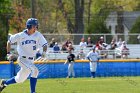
[86, 16, 110, 34]
[86, 0, 114, 34]
[130, 17, 140, 33]
[3, 0, 140, 34]
[85, 14, 111, 43]
[0, 16, 8, 61]
[0, 0, 12, 60]
[0, 37, 7, 60]
[128, 17, 140, 44]
[0, 0, 12, 14]
[86, 6, 110, 34]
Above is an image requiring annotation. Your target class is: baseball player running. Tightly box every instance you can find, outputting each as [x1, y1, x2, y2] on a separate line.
[64, 50, 75, 78]
[86, 47, 100, 78]
[0, 18, 48, 93]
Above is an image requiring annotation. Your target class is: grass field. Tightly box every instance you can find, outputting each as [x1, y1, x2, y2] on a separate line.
[2, 77, 140, 93]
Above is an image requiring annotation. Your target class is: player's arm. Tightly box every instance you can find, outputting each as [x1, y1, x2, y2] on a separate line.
[7, 41, 11, 54]
[64, 59, 68, 65]
[42, 45, 47, 58]
[86, 52, 91, 61]
[87, 57, 90, 61]
[38, 33, 48, 58]
[7, 33, 20, 61]
[6, 41, 15, 61]
[64, 55, 69, 65]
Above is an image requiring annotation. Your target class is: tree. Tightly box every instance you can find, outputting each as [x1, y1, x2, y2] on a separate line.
[58, 0, 74, 33]
[86, 0, 111, 34]
[0, 0, 12, 60]
[87, 0, 92, 25]
[129, 17, 140, 44]
[9, 1, 31, 34]
[74, 0, 84, 34]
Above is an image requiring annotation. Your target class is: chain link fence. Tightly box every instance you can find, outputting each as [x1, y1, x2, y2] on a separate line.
[43, 33, 140, 45]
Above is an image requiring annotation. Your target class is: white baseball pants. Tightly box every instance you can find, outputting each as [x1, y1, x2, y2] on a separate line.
[15, 57, 39, 83]
[68, 62, 75, 77]
[90, 62, 97, 72]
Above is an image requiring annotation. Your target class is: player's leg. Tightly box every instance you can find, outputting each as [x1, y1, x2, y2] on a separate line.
[71, 62, 75, 77]
[0, 58, 31, 92]
[67, 63, 72, 78]
[90, 62, 96, 78]
[0, 68, 30, 92]
[90, 62, 94, 78]
[0, 79, 7, 92]
[15, 58, 32, 83]
[90, 62, 97, 78]
[30, 64, 39, 93]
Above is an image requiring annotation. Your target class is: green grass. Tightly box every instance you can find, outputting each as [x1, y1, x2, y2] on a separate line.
[2, 77, 140, 93]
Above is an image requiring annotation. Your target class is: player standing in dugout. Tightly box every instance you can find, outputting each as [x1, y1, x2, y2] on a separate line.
[64, 49, 75, 78]
[86, 47, 100, 78]
[0, 18, 48, 93]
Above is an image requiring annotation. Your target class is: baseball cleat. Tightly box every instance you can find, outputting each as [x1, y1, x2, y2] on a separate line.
[0, 79, 6, 93]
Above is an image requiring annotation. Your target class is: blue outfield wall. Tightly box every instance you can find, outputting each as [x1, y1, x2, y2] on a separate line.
[0, 61, 140, 78]
[0, 63, 14, 78]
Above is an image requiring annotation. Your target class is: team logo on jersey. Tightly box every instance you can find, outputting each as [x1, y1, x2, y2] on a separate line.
[22, 40, 36, 45]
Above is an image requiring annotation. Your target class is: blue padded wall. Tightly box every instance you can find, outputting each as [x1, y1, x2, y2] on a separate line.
[1, 62, 140, 78]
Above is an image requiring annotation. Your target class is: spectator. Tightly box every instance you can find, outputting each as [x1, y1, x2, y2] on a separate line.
[53, 42, 60, 53]
[67, 43, 74, 52]
[109, 39, 117, 59]
[99, 36, 104, 44]
[79, 38, 87, 48]
[61, 44, 67, 53]
[49, 38, 56, 48]
[86, 37, 93, 47]
[137, 34, 140, 43]
[109, 39, 117, 50]
[65, 38, 72, 48]
[77, 49, 86, 60]
[120, 41, 127, 50]
[95, 41, 102, 50]
[96, 37, 108, 59]
[117, 38, 123, 48]
[121, 45, 129, 59]
[98, 36, 108, 50]
[119, 41, 129, 58]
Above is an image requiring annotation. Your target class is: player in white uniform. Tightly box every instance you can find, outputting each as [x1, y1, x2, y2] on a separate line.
[86, 47, 100, 78]
[0, 18, 48, 93]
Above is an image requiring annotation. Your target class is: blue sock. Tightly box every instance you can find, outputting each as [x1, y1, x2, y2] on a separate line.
[5, 77, 16, 85]
[30, 77, 37, 93]
[91, 72, 95, 78]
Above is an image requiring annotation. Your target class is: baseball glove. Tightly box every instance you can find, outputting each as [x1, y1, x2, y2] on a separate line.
[7, 54, 18, 61]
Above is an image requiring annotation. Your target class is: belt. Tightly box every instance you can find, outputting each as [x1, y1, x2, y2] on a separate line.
[69, 61, 74, 63]
[22, 56, 34, 60]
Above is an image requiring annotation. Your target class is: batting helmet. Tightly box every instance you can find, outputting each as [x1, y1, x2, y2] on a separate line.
[26, 18, 38, 29]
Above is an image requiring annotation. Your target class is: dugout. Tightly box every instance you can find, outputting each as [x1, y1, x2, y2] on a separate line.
[0, 59, 140, 78]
